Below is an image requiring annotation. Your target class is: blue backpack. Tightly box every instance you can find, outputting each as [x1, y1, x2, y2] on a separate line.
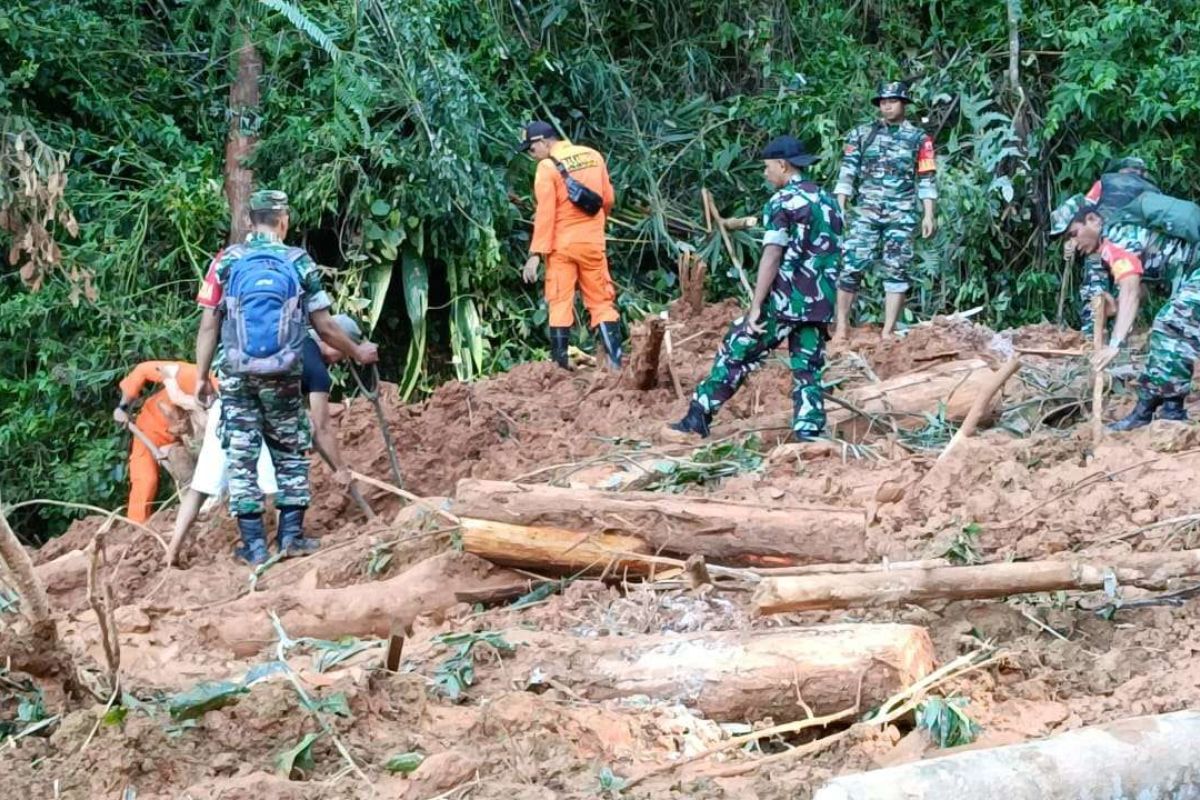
[219, 245, 307, 375]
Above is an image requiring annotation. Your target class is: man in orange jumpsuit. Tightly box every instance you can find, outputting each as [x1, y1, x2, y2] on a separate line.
[518, 121, 622, 369]
[112, 361, 210, 522]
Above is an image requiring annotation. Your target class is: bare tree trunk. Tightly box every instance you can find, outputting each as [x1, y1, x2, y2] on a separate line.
[0, 501, 52, 632]
[224, 30, 262, 244]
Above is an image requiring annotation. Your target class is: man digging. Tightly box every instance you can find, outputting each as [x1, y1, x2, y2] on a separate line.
[666, 136, 843, 442]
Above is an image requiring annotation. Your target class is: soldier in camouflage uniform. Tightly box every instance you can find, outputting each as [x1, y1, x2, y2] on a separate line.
[194, 190, 378, 565]
[1050, 158, 1198, 334]
[1065, 203, 1192, 429]
[833, 81, 938, 340]
[668, 136, 843, 441]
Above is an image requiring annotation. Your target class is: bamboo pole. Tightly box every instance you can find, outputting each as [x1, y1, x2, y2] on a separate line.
[1091, 294, 1108, 444]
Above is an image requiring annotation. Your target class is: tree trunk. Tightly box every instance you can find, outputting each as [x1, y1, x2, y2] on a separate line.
[627, 316, 665, 390]
[224, 31, 262, 244]
[753, 549, 1200, 614]
[460, 518, 653, 574]
[729, 359, 1008, 445]
[206, 552, 530, 657]
[814, 711, 1200, 800]
[489, 624, 935, 723]
[453, 479, 867, 567]
[0, 504, 52, 632]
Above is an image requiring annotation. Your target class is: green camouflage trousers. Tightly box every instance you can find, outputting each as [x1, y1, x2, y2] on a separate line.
[692, 314, 827, 435]
[1079, 225, 1199, 335]
[838, 208, 916, 294]
[219, 373, 312, 516]
[1135, 275, 1200, 401]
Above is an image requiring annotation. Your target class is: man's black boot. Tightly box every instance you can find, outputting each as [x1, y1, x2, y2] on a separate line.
[549, 327, 572, 370]
[1107, 397, 1162, 431]
[276, 506, 319, 558]
[1160, 396, 1189, 421]
[596, 321, 624, 369]
[234, 514, 269, 566]
[668, 401, 711, 438]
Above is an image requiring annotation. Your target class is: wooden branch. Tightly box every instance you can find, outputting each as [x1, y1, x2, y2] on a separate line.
[753, 549, 1200, 614]
[86, 528, 121, 693]
[937, 357, 1021, 461]
[661, 319, 685, 399]
[0, 496, 52, 631]
[1092, 294, 1108, 445]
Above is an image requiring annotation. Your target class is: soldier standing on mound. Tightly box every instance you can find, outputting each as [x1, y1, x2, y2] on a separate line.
[833, 80, 938, 340]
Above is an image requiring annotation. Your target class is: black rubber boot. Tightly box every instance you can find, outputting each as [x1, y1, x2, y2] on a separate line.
[276, 506, 319, 558]
[668, 401, 711, 438]
[549, 327, 572, 370]
[595, 321, 624, 369]
[1107, 397, 1162, 432]
[234, 514, 269, 566]
[1159, 397, 1189, 422]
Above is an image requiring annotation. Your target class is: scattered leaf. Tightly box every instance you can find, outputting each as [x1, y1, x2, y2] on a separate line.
[167, 681, 249, 721]
[383, 751, 425, 775]
[275, 732, 321, 780]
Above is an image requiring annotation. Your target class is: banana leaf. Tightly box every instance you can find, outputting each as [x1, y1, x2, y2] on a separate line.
[398, 248, 428, 401]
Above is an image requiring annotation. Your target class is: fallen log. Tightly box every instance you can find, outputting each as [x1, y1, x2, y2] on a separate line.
[453, 479, 867, 567]
[206, 552, 530, 657]
[813, 710, 1200, 800]
[0, 504, 52, 630]
[459, 518, 653, 574]
[753, 549, 1200, 614]
[720, 359, 1007, 444]
[496, 624, 935, 723]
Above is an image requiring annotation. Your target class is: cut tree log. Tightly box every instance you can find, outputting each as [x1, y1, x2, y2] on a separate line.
[753, 548, 1200, 614]
[206, 552, 530, 657]
[459, 518, 653, 574]
[453, 479, 867, 567]
[813, 710, 1200, 800]
[491, 624, 935, 723]
[628, 316, 665, 390]
[728, 359, 1007, 445]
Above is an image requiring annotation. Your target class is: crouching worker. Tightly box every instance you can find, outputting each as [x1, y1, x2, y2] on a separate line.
[668, 136, 843, 441]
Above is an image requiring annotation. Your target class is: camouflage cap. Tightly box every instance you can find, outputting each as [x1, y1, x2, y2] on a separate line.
[1049, 193, 1087, 237]
[249, 189, 289, 211]
[1105, 155, 1148, 174]
[872, 81, 912, 105]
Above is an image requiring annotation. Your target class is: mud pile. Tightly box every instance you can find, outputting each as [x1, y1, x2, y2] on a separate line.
[7, 303, 1200, 800]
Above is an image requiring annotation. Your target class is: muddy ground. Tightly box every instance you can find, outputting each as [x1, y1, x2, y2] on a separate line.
[4, 300, 1200, 799]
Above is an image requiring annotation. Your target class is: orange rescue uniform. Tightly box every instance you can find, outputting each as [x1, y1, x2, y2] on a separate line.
[531, 140, 619, 328]
[118, 361, 205, 522]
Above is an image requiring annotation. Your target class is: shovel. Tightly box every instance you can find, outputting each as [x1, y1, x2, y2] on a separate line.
[350, 364, 405, 489]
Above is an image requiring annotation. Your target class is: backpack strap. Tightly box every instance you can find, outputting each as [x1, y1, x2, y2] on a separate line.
[549, 157, 574, 184]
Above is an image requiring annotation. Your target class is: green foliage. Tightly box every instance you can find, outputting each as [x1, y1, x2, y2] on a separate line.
[167, 680, 249, 721]
[6, 0, 1200, 540]
[383, 751, 425, 775]
[944, 521, 983, 566]
[275, 731, 321, 780]
[917, 695, 981, 748]
[430, 630, 515, 701]
[640, 434, 765, 491]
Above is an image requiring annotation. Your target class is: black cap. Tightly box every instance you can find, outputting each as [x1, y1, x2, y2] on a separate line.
[518, 121, 557, 152]
[760, 135, 818, 167]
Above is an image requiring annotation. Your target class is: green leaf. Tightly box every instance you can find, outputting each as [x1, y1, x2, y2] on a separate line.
[399, 248, 430, 401]
[102, 706, 128, 726]
[312, 638, 379, 673]
[167, 681, 249, 721]
[370, 199, 390, 217]
[302, 692, 351, 718]
[383, 751, 425, 775]
[275, 732, 321, 780]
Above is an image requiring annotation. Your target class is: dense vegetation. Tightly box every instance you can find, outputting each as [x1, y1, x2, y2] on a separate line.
[4, 0, 1200, 539]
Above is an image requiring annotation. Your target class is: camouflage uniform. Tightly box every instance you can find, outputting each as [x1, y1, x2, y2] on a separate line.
[1079, 223, 1199, 331]
[834, 120, 937, 294]
[1134, 270, 1200, 400]
[692, 176, 843, 435]
[213, 231, 331, 516]
[1051, 183, 1199, 333]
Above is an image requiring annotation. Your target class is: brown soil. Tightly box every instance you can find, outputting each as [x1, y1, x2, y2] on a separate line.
[7, 300, 1200, 799]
